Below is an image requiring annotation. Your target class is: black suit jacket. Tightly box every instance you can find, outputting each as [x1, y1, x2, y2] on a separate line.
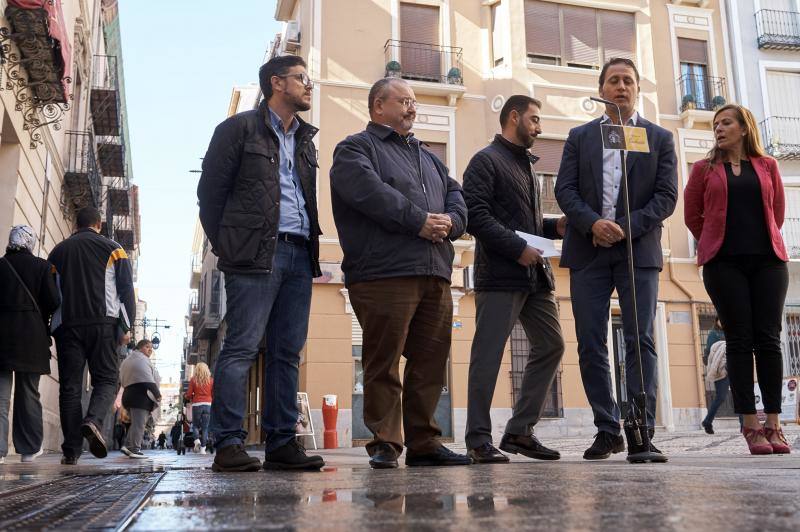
[554, 116, 678, 270]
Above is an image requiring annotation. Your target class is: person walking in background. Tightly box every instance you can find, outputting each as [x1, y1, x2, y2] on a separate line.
[186, 362, 213, 455]
[554, 58, 678, 461]
[685, 104, 791, 455]
[330, 77, 470, 469]
[118, 339, 161, 459]
[462, 95, 566, 464]
[113, 409, 127, 451]
[48, 207, 136, 464]
[198, 55, 324, 472]
[0, 225, 60, 464]
[157, 432, 166, 450]
[701, 319, 727, 434]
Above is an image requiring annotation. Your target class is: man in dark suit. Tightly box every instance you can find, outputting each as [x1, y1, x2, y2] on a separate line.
[554, 58, 678, 461]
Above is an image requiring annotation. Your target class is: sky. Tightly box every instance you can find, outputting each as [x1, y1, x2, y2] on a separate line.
[119, 1, 281, 382]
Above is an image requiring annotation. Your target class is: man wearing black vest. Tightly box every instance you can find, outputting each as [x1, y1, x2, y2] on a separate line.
[463, 95, 566, 463]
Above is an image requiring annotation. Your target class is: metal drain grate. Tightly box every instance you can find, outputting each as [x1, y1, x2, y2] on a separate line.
[0, 472, 165, 531]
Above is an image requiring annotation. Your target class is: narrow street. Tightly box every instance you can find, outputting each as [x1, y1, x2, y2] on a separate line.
[1, 429, 798, 531]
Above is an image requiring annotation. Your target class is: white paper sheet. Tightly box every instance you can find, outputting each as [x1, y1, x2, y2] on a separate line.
[515, 230, 561, 258]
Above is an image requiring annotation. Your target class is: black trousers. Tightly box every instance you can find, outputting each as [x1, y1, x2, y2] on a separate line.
[55, 324, 119, 458]
[703, 255, 788, 414]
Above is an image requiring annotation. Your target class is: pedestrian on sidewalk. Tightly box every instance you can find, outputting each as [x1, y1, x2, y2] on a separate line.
[113, 409, 127, 451]
[186, 362, 213, 454]
[158, 432, 166, 450]
[0, 225, 60, 464]
[462, 96, 566, 464]
[118, 339, 161, 459]
[48, 207, 136, 464]
[685, 104, 791, 455]
[701, 319, 728, 434]
[198, 55, 324, 472]
[330, 78, 470, 469]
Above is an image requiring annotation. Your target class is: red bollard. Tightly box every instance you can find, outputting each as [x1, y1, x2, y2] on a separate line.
[322, 394, 338, 449]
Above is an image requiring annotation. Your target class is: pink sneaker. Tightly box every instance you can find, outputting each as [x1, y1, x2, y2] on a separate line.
[742, 427, 773, 455]
[764, 426, 791, 454]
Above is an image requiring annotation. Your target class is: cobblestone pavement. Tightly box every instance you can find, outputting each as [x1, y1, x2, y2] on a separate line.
[1, 427, 798, 530]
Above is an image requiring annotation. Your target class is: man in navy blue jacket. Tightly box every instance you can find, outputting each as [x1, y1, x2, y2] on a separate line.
[554, 58, 677, 461]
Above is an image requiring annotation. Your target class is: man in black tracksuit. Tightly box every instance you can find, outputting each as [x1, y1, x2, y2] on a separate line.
[48, 207, 136, 463]
[462, 95, 566, 464]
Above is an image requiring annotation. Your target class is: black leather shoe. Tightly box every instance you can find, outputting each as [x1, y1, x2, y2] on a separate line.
[583, 431, 625, 460]
[499, 432, 560, 460]
[369, 443, 399, 469]
[263, 439, 325, 470]
[60, 455, 78, 465]
[212, 444, 261, 472]
[702, 421, 714, 435]
[406, 445, 472, 467]
[468, 442, 510, 464]
[80, 421, 108, 458]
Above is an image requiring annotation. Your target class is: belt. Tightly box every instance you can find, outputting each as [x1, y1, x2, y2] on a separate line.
[277, 232, 309, 245]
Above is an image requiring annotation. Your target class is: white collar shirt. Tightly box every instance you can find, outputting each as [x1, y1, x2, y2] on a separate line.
[601, 112, 639, 221]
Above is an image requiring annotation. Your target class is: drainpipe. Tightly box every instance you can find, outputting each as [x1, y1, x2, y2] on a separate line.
[667, 256, 707, 413]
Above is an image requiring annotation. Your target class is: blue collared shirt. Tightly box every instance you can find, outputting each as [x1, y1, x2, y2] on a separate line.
[269, 108, 310, 238]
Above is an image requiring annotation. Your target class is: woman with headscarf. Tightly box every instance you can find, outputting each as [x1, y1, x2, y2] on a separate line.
[118, 339, 161, 459]
[0, 225, 60, 463]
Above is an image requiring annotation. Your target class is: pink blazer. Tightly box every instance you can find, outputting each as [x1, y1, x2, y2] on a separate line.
[684, 156, 787, 265]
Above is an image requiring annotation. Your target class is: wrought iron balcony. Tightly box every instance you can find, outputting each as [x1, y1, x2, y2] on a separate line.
[90, 55, 121, 136]
[96, 138, 125, 177]
[383, 39, 463, 85]
[783, 217, 800, 259]
[108, 188, 130, 216]
[62, 131, 101, 211]
[760, 116, 800, 159]
[756, 9, 800, 50]
[677, 74, 727, 112]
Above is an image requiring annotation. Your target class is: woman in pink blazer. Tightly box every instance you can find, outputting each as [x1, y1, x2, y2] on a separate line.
[685, 104, 790, 455]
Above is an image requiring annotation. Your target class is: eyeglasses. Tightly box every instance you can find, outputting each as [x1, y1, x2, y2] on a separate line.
[275, 72, 314, 88]
[393, 97, 417, 109]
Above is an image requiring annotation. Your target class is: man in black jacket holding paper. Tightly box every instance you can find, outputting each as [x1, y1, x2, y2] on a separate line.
[463, 95, 566, 463]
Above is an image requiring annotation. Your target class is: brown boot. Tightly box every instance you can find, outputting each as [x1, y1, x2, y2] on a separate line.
[212, 444, 261, 472]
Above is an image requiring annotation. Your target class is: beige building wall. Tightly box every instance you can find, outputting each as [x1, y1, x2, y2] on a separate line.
[216, 0, 738, 447]
[1, 0, 137, 454]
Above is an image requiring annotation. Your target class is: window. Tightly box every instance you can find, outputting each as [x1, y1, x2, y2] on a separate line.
[491, 2, 504, 67]
[424, 141, 448, 166]
[533, 138, 565, 216]
[399, 2, 441, 82]
[525, 1, 635, 69]
[209, 270, 221, 316]
[678, 38, 710, 110]
[510, 322, 562, 417]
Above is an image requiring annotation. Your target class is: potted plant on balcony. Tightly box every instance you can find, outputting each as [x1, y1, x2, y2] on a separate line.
[681, 93, 696, 112]
[446, 67, 462, 84]
[711, 95, 727, 110]
[385, 60, 402, 78]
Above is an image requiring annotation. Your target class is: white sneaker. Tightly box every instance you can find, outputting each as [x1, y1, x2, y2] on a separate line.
[21, 449, 44, 463]
[120, 446, 133, 457]
[128, 449, 147, 459]
[0, 456, 5, 464]
[193, 439, 201, 453]
[200, 446, 207, 455]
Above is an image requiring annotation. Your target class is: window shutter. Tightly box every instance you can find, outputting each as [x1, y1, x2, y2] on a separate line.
[400, 2, 441, 81]
[563, 5, 599, 67]
[425, 142, 448, 166]
[351, 314, 362, 347]
[533, 138, 565, 175]
[491, 2, 504, 64]
[601, 11, 636, 62]
[677, 38, 708, 65]
[525, 0, 560, 59]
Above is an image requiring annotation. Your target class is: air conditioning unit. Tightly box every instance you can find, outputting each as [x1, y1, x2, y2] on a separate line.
[463, 265, 475, 293]
[284, 20, 301, 52]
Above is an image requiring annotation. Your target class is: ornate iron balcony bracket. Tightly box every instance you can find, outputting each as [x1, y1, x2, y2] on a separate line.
[0, 22, 72, 149]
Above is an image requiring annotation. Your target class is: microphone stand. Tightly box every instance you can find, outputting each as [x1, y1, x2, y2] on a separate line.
[589, 96, 666, 464]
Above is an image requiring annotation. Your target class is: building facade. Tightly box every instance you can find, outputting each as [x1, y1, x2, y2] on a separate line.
[0, 0, 139, 453]
[186, 0, 800, 448]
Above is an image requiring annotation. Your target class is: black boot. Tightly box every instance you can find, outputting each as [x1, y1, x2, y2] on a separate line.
[81, 421, 108, 459]
[263, 439, 325, 470]
[212, 444, 262, 472]
[583, 431, 625, 460]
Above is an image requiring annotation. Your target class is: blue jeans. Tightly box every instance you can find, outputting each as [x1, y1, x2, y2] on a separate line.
[192, 404, 211, 446]
[209, 240, 312, 452]
[703, 377, 730, 425]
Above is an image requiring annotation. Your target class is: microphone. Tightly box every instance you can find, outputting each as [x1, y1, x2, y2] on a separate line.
[589, 96, 615, 106]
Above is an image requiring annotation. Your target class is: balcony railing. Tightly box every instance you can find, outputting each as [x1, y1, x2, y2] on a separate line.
[90, 55, 121, 137]
[760, 116, 800, 159]
[384, 40, 463, 85]
[783, 217, 800, 259]
[756, 9, 800, 50]
[62, 131, 101, 211]
[677, 74, 727, 112]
